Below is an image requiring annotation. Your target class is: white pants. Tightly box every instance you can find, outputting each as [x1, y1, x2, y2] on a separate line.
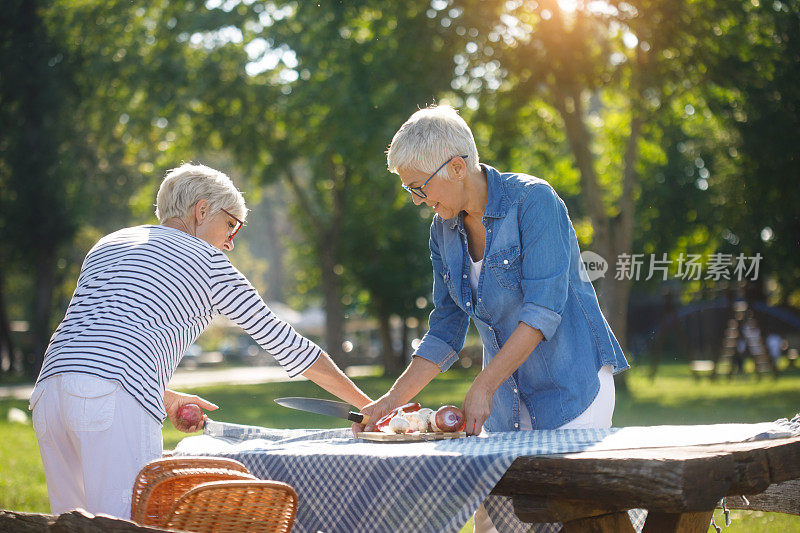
[474, 365, 616, 532]
[30, 374, 163, 519]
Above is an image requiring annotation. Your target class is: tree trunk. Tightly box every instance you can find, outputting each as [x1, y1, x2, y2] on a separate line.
[601, 278, 632, 353]
[319, 157, 348, 364]
[554, 87, 617, 325]
[262, 193, 286, 303]
[0, 268, 16, 375]
[319, 243, 345, 364]
[553, 87, 614, 264]
[399, 321, 409, 366]
[553, 85, 644, 356]
[377, 312, 403, 375]
[605, 112, 643, 353]
[27, 248, 56, 379]
[282, 160, 348, 365]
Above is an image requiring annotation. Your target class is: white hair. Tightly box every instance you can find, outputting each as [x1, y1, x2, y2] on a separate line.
[155, 163, 248, 223]
[387, 104, 480, 181]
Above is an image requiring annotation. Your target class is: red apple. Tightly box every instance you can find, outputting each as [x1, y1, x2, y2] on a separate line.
[177, 403, 203, 428]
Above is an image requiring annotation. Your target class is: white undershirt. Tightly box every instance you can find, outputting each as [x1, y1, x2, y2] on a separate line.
[469, 256, 483, 299]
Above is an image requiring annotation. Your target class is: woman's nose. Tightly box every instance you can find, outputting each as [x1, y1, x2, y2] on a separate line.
[223, 239, 234, 252]
[412, 194, 424, 206]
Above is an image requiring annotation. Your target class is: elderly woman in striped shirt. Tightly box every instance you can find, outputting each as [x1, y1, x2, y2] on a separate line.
[29, 163, 371, 519]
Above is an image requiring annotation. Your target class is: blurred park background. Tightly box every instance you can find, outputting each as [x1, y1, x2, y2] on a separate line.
[2, 0, 799, 382]
[2, 0, 800, 529]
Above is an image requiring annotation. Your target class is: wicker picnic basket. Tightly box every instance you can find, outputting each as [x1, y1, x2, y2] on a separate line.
[131, 456, 255, 526]
[162, 479, 298, 533]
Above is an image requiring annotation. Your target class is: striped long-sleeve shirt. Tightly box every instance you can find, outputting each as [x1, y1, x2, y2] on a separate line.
[36, 225, 321, 422]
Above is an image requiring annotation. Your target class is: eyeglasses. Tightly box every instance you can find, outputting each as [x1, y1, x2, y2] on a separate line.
[220, 208, 244, 241]
[402, 155, 469, 199]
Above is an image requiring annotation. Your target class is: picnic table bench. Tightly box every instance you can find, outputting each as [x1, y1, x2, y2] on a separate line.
[492, 435, 800, 531]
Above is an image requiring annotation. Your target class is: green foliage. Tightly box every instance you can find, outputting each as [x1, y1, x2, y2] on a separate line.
[208, 1, 473, 354]
[0, 0, 89, 370]
[0, 0, 80, 262]
[0, 0, 263, 371]
[342, 180, 434, 320]
[1, 0, 799, 374]
[455, 0, 717, 222]
[700, 0, 800, 304]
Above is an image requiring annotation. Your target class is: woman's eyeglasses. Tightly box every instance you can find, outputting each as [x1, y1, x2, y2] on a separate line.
[402, 155, 468, 199]
[220, 208, 244, 241]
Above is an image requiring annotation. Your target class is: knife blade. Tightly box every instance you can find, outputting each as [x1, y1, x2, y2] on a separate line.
[274, 397, 369, 425]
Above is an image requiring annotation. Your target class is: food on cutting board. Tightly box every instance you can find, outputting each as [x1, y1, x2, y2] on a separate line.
[375, 403, 465, 434]
[430, 405, 465, 432]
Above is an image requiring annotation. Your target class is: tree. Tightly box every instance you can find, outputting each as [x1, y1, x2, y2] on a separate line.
[0, 0, 254, 375]
[0, 0, 82, 376]
[216, 1, 465, 363]
[342, 167, 434, 373]
[451, 0, 727, 350]
[701, 0, 800, 304]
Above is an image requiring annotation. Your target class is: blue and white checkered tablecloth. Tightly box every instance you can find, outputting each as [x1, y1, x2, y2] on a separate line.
[173, 416, 799, 533]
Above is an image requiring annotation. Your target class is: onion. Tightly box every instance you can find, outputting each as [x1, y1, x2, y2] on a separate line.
[433, 405, 465, 432]
[177, 404, 203, 427]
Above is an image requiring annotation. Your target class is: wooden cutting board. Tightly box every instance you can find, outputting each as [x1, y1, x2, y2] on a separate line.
[357, 431, 466, 442]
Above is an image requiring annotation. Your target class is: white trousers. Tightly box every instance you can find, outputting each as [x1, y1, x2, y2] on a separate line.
[30, 374, 163, 519]
[474, 365, 616, 533]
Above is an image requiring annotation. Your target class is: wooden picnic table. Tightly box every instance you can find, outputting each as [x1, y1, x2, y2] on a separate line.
[490, 435, 800, 532]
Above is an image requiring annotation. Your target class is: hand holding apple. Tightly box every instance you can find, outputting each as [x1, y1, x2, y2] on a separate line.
[178, 403, 203, 428]
[164, 389, 218, 433]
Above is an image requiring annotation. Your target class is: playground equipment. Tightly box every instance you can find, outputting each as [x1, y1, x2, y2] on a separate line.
[648, 282, 798, 379]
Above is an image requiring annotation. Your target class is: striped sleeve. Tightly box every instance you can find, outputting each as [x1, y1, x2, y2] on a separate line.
[208, 257, 321, 377]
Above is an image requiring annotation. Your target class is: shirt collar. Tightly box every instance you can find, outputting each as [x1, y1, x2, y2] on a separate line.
[482, 164, 510, 219]
[445, 163, 509, 230]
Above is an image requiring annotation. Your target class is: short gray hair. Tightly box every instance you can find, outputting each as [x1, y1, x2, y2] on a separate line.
[387, 104, 480, 181]
[155, 163, 248, 223]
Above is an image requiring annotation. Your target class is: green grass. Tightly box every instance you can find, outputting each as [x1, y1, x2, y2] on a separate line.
[616, 361, 800, 426]
[2, 362, 799, 532]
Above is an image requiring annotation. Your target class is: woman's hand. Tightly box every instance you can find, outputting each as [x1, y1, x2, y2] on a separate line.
[351, 394, 400, 437]
[164, 389, 219, 433]
[462, 379, 494, 436]
[351, 357, 441, 437]
[460, 323, 542, 435]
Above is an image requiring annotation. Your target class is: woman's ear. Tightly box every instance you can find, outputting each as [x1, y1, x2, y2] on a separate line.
[193, 199, 209, 225]
[450, 156, 467, 180]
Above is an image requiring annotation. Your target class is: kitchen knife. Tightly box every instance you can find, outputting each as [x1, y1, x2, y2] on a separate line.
[274, 397, 370, 425]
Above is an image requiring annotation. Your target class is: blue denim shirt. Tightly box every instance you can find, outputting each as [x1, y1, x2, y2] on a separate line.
[413, 164, 629, 431]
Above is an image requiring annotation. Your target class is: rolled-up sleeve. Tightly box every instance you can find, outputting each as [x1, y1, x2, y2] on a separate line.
[518, 185, 573, 341]
[413, 221, 469, 371]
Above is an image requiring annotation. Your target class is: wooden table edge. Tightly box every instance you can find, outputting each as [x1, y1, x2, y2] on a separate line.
[490, 435, 800, 528]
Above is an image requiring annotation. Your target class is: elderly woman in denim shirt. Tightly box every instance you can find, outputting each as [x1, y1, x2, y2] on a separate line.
[355, 105, 629, 441]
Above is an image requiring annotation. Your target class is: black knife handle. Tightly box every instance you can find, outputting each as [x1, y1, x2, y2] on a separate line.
[347, 411, 369, 425]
